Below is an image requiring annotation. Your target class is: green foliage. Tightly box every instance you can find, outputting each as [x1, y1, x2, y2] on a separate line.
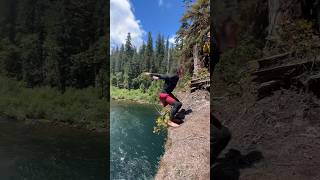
[123, 71, 129, 89]
[0, 38, 21, 77]
[146, 32, 154, 72]
[110, 31, 180, 91]
[0, 76, 108, 129]
[110, 73, 163, 103]
[115, 72, 123, 87]
[110, 86, 154, 103]
[131, 73, 152, 90]
[147, 81, 163, 102]
[177, 72, 191, 90]
[195, 68, 209, 79]
[215, 40, 261, 85]
[153, 108, 170, 134]
[177, 0, 209, 70]
[19, 34, 43, 86]
[0, 0, 108, 92]
[111, 74, 117, 86]
[277, 20, 319, 57]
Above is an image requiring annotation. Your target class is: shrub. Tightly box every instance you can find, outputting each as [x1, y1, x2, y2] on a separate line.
[0, 76, 108, 129]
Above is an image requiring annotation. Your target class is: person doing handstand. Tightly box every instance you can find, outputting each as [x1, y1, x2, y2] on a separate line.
[145, 68, 183, 127]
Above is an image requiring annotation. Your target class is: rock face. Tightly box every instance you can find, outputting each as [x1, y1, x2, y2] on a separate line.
[155, 90, 210, 180]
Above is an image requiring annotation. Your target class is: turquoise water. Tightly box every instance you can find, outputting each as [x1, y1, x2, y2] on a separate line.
[0, 118, 107, 180]
[110, 101, 166, 179]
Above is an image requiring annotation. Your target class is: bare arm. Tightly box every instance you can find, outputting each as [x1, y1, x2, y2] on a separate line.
[144, 72, 168, 80]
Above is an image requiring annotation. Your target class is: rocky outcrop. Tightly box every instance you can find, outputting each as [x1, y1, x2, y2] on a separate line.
[155, 90, 210, 180]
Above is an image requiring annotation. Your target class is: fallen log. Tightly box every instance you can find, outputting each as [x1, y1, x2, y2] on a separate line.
[257, 52, 292, 69]
[306, 73, 320, 96]
[252, 60, 317, 83]
[248, 52, 292, 71]
[190, 79, 210, 88]
[203, 84, 210, 91]
[190, 78, 210, 93]
[191, 78, 202, 83]
[257, 80, 282, 99]
[191, 87, 197, 93]
[291, 72, 308, 88]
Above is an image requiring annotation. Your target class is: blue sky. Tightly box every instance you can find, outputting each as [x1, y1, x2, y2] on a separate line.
[111, 0, 185, 48]
[131, 0, 185, 42]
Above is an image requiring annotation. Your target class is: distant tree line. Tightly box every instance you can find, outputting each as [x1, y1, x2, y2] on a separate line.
[110, 32, 180, 90]
[110, 0, 210, 91]
[0, 0, 108, 95]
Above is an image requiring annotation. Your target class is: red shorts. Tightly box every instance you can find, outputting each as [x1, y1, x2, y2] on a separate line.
[159, 93, 176, 107]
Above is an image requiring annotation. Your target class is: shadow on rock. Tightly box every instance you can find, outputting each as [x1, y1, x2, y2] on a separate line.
[211, 149, 264, 180]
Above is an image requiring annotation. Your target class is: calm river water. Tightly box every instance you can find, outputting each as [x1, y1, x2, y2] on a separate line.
[0, 118, 107, 180]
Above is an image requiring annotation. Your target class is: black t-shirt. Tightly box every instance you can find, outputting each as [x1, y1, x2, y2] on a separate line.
[151, 73, 179, 93]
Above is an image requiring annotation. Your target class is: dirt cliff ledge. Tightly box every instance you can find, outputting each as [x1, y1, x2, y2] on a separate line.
[155, 90, 210, 180]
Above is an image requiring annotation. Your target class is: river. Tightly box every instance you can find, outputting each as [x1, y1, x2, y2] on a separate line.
[0, 117, 107, 180]
[110, 100, 166, 179]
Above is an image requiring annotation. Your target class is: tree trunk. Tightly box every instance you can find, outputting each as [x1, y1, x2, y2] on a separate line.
[193, 44, 201, 77]
[316, 0, 320, 32]
[265, 0, 303, 53]
[267, 0, 303, 37]
[267, 0, 280, 39]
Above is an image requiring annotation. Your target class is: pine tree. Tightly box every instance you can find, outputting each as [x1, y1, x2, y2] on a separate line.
[117, 44, 125, 73]
[155, 33, 165, 73]
[177, 0, 209, 75]
[138, 42, 146, 74]
[125, 33, 134, 57]
[165, 37, 170, 73]
[0, 0, 108, 90]
[145, 32, 153, 72]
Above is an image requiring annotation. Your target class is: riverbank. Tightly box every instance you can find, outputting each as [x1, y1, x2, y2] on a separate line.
[155, 90, 210, 179]
[110, 75, 190, 104]
[0, 76, 108, 131]
[110, 86, 156, 104]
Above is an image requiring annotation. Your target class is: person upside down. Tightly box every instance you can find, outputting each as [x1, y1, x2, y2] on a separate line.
[145, 68, 183, 127]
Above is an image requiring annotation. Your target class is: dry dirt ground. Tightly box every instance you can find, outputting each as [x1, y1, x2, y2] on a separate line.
[213, 89, 320, 180]
[155, 90, 210, 180]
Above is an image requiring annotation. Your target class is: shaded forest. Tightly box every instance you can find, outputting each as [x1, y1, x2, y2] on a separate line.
[0, 0, 109, 129]
[213, 0, 320, 95]
[0, 0, 108, 94]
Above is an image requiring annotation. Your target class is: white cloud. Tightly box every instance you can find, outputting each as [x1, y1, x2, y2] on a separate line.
[158, 0, 172, 8]
[110, 0, 145, 49]
[169, 35, 176, 45]
[158, 0, 163, 6]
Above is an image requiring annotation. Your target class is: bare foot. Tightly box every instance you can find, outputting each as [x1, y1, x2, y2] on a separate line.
[172, 118, 183, 124]
[167, 120, 180, 127]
